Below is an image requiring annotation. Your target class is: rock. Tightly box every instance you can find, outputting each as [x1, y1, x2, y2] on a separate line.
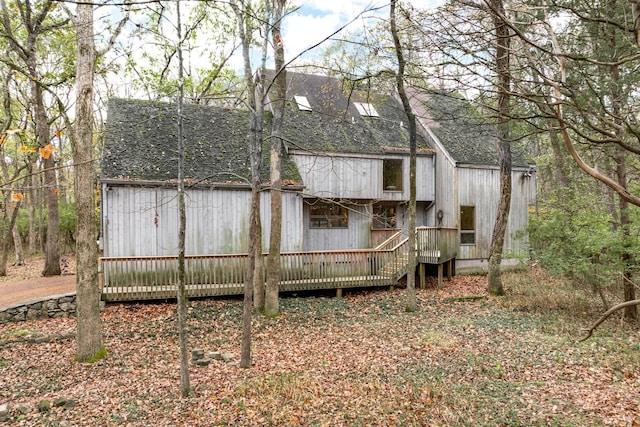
[37, 400, 51, 413]
[0, 403, 9, 422]
[53, 397, 68, 407]
[63, 400, 77, 410]
[191, 349, 205, 362]
[221, 353, 234, 363]
[15, 405, 31, 415]
[208, 351, 223, 360]
[195, 358, 212, 367]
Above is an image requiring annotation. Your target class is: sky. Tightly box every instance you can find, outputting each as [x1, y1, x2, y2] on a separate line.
[280, 0, 446, 66]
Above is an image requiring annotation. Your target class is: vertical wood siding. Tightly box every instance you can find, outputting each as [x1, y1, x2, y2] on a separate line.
[293, 154, 381, 199]
[303, 203, 371, 251]
[456, 167, 535, 260]
[103, 186, 303, 257]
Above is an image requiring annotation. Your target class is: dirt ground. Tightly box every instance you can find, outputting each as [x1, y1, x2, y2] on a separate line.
[0, 255, 76, 308]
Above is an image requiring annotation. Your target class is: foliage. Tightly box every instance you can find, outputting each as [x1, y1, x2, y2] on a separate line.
[528, 189, 640, 292]
[15, 201, 80, 248]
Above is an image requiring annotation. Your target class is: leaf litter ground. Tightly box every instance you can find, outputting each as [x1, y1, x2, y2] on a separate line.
[1, 271, 639, 426]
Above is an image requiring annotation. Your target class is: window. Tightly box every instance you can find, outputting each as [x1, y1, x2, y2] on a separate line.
[460, 206, 475, 244]
[373, 204, 398, 229]
[294, 95, 312, 111]
[354, 102, 379, 117]
[310, 201, 348, 228]
[383, 159, 403, 191]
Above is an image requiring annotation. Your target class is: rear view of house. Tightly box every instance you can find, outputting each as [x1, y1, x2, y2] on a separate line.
[98, 72, 535, 300]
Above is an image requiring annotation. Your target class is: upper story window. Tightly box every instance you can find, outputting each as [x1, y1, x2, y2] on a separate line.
[460, 205, 475, 244]
[310, 201, 348, 228]
[354, 102, 379, 117]
[383, 159, 403, 191]
[294, 95, 312, 111]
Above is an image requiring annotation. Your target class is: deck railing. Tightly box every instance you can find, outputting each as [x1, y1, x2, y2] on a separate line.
[100, 227, 459, 301]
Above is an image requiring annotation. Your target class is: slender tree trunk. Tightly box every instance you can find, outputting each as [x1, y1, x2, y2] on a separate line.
[391, 0, 417, 311]
[265, 0, 287, 317]
[12, 223, 23, 266]
[74, 2, 104, 363]
[0, 200, 20, 276]
[27, 165, 37, 255]
[487, 0, 512, 296]
[174, 0, 191, 396]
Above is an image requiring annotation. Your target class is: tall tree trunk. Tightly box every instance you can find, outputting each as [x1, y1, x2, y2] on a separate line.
[12, 223, 23, 266]
[175, 0, 191, 395]
[487, 0, 512, 296]
[391, 0, 417, 311]
[233, 0, 268, 367]
[74, 2, 104, 363]
[27, 165, 37, 255]
[265, 0, 287, 317]
[0, 200, 21, 276]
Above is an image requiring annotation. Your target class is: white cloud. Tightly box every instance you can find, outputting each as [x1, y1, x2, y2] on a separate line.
[283, 0, 446, 62]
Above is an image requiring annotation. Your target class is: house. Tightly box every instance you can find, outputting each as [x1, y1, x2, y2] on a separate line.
[98, 72, 535, 300]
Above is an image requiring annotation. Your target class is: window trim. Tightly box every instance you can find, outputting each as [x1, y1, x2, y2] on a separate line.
[309, 201, 349, 229]
[460, 205, 476, 245]
[382, 158, 403, 191]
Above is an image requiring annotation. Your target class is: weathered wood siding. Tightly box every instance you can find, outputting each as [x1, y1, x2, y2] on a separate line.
[456, 166, 535, 260]
[292, 154, 380, 199]
[434, 152, 458, 228]
[303, 203, 371, 251]
[102, 185, 303, 257]
[291, 152, 435, 202]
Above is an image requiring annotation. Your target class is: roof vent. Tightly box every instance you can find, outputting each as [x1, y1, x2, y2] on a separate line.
[294, 95, 312, 111]
[354, 102, 379, 117]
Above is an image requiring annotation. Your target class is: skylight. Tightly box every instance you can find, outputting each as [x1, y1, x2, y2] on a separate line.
[294, 95, 312, 111]
[354, 102, 379, 117]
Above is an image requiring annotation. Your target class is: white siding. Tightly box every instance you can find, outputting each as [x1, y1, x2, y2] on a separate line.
[103, 186, 303, 257]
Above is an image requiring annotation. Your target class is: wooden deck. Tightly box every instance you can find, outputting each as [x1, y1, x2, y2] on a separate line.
[100, 227, 458, 301]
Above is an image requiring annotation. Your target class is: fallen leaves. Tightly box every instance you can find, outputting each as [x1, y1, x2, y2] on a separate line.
[0, 272, 638, 426]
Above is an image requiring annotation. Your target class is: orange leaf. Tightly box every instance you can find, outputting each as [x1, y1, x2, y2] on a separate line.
[39, 144, 58, 159]
[11, 192, 23, 202]
[53, 188, 59, 196]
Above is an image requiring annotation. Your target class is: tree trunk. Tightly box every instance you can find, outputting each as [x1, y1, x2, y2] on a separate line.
[74, 2, 104, 363]
[265, 1, 287, 317]
[0, 201, 21, 276]
[391, 0, 417, 311]
[487, 0, 512, 296]
[12, 223, 23, 266]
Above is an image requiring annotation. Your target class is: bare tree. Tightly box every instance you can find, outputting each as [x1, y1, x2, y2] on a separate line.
[265, 0, 287, 317]
[73, 0, 104, 362]
[390, 0, 417, 311]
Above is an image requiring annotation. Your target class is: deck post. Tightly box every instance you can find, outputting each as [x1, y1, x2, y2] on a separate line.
[437, 263, 443, 290]
[336, 288, 343, 298]
[419, 263, 425, 289]
[447, 259, 453, 281]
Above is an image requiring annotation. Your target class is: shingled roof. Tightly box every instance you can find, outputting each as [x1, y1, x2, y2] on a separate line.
[101, 98, 300, 184]
[408, 87, 532, 167]
[265, 71, 432, 154]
